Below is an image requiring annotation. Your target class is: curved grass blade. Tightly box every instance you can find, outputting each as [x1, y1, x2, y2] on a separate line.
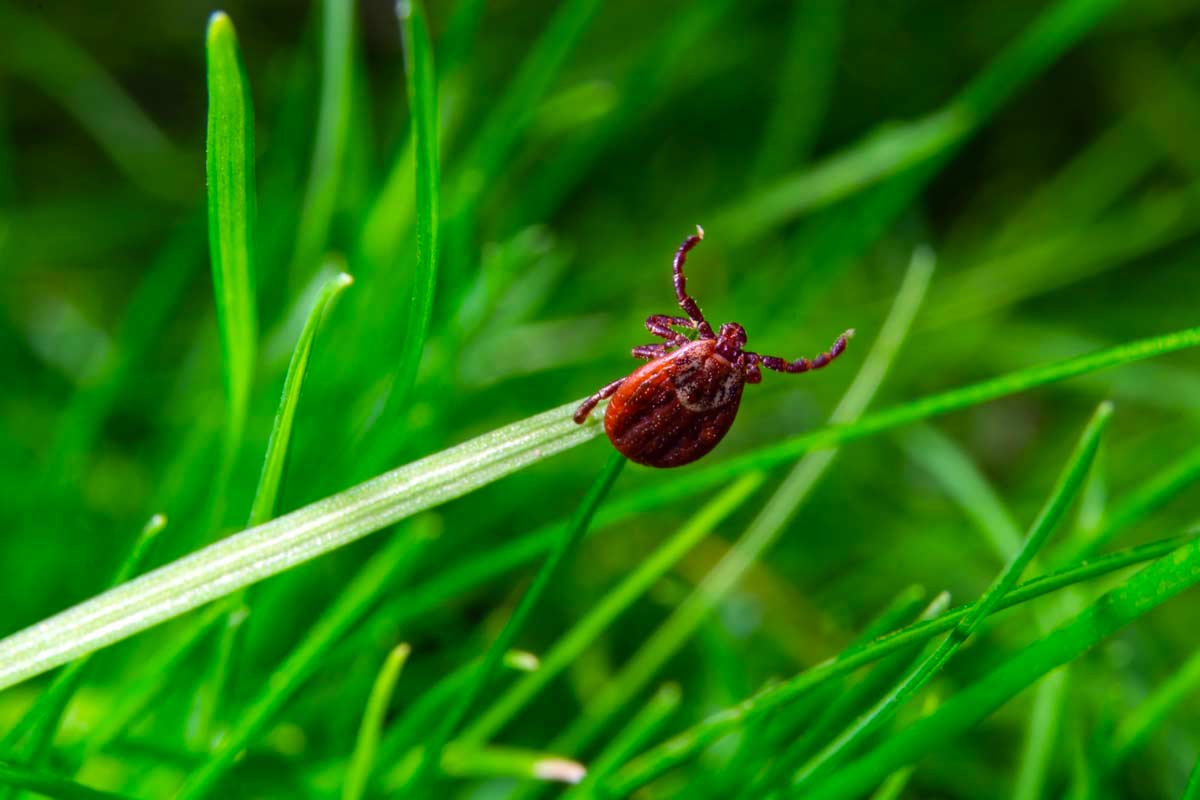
[404, 451, 626, 791]
[206, 11, 259, 505]
[791, 402, 1112, 788]
[249, 269, 353, 525]
[174, 527, 432, 798]
[604, 532, 1197, 795]
[796, 536, 1200, 800]
[343, 643, 411, 800]
[0, 762, 136, 800]
[287, 0, 355, 287]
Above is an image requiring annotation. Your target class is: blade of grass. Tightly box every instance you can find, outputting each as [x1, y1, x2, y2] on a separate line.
[605, 531, 1196, 794]
[1184, 756, 1200, 800]
[0, 762, 137, 800]
[552, 245, 936, 758]
[5, 321, 1200, 695]
[457, 471, 765, 747]
[716, 0, 1120, 243]
[796, 536, 1200, 800]
[440, 744, 584, 785]
[404, 451, 626, 791]
[342, 643, 411, 800]
[1107, 646, 1200, 766]
[249, 270, 353, 524]
[0, 514, 166, 757]
[205, 11, 259, 527]
[174, 525, 433, 798]
[1013, 668, 1069, 800]
[287, 0, 355, 287]
[362, 0, 441, 463]
[791, 402, 1112, 788]
[566, 683, 681, 800]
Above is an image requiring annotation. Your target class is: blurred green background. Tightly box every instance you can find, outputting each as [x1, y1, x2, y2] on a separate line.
[3, 0, 1200, 797]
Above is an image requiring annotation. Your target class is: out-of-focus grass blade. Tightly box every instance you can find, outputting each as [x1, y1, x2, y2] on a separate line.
[0, 515, 166, 758]
[604, 532, 1196, 795]
[1107, 646, 1200, 766]
[1013, 669, 1068, 800]
[792, 402, 1111, 787]
[797, 536, 1200, 800]
[205, 11, 259, 473]
[174, 526, 433, 798]
[342, 643, 411, 800]
[0, 762, 137, 800]
[249, 269, 353, 525]
[716, 0, 1121, 243]
[405, 452, 626, 791]
[288, 0, 355, 287]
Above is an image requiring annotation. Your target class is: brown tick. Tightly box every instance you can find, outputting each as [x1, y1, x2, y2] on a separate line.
[573, 226, 854, 468]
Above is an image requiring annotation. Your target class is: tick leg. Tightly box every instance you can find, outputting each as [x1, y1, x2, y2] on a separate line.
[751, 329, 855, 374]
[673, 226, 716, 339]
[574, 377, 626, 424]
[645, 314, 694, 347]
[632, 342, 670, 360]
[741, 355, 762, 384]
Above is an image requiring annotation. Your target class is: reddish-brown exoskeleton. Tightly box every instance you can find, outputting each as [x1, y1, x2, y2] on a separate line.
[574, 226, 854, 468]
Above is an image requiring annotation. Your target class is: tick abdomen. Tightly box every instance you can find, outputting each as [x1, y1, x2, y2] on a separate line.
[604, 339, 744, 468]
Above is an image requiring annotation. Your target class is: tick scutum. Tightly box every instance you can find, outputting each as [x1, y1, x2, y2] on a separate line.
[604, 339, 744, 468]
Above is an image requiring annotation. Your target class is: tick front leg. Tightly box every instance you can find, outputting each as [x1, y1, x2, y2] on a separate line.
[632, 343, 670, 360]
[574, 377, 626, 423]
[645, 314, 694, 347]
[741, 353, 763, 384]
[753, 329, 855, 375]
[672, 226, 715, 339]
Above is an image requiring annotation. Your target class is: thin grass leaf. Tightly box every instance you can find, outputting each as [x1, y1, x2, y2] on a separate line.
[440, 744, 585, 785]
[369, 0, 441, 444]
[566, 683, 681, 800]
[343, 642, 411, 800]
[553, 246, 936, 758]
[287, 0, 355, 286]
[458, 471, 764, 747]
[605, 532, 1196, 794]
[249, 270, 353, 525]
[0, 762, 137, 800]
[1107, 646, 1200, 766]
[0, 514, 166, 758]
[797, 536, 1200, 800]
[0, 399, 598, 692]
[792, 402, 1111, 787]
[1185, 756, 1200, 800]
[405, 451, 626, 790]
[174, 526, 433, 798]
[205, 11, 259, 498]
[715, 0, 1119, 243]
[1013, 668, 1068, 800]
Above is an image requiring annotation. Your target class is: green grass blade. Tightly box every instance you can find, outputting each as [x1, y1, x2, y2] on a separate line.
[287, 0, 355, 286]
[175, 526, 433, 798]
[0, 400, 599, 692]
[791, 401, 1112, 787]
[605, 532, 1194, 794]
[342, 643, 411, 800]
[1184, 756, 1200, 800]
[405, 452, 626, 790]
[1107, 645, 1200, 765]
[554, 246, 936, 757]
[715, 0, 1119, 244]
[440, 744, 584, 785]
[458, 471, 763, 747]
[799, 536, 1200, 800]
[373, 0, 441, 437]
[0, 762, 137, 800]
[248, 269, 353, 525]
[566, 683, 681, 800]
[206, 11, 259, 489]
[1013, 668, 1068, 800]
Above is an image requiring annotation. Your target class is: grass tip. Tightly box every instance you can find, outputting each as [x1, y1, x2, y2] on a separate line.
[335, 272, 355, 288]
[533, 757, 586, 784]
[206, 11, 233, 40]
[395, 0, 412, 20]
[391, 642, 412, 661]
[505, 650, 541, 672]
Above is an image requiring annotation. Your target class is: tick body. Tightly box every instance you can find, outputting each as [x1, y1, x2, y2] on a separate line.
[574, 226, 853, 468]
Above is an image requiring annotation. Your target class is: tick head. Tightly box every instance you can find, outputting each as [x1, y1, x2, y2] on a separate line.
[715, 322, 747, 359]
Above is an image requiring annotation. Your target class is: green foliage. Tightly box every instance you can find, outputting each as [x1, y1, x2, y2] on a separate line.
[3, 1, 1200, 798]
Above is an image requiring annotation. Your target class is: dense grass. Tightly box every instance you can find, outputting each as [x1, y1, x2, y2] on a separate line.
[2, 0, 1200, 798]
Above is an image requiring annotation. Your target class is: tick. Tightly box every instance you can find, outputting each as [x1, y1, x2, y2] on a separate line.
[573, 226, 854, 468]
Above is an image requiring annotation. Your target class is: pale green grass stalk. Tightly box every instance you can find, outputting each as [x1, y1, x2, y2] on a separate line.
[343, 643, 411, 800]
[791, 402, 1111, 788]
[1013, 669, 1069, 800]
